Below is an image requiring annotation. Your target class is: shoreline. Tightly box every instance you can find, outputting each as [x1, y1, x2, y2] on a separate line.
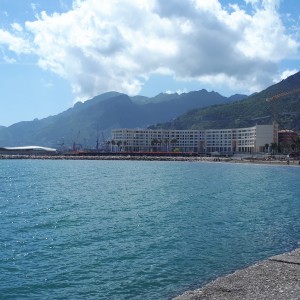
[0, 154, 299, 166]
[173, 247, 300, 300]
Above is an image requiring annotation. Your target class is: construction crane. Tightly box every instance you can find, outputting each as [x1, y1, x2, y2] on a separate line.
[73, 131, 82, 151]
[268, 87, 299, 119]
[266, 87, 300, 122]
[57, 137, 65, 151]
[266, 87, 300, 102]
[266, 87, 300, 146]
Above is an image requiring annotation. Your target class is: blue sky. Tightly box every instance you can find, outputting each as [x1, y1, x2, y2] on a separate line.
[0, 0, 299, 126]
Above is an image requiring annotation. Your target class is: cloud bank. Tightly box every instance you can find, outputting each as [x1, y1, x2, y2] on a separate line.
[1, 0, 299, 100]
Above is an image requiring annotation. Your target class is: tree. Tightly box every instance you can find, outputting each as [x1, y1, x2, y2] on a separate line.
[157, 139, 162, 151]
[123, 141, 127, 152]
[164, 138, 170, 152]
[291, 143, 296, 151]
[106, 140, 111, 151]
[151, 138, 159, 152]
[170, 138, 177, 152]
[270, 142, 278, 154]
[295, 137, 300, 151]
[117, 140, 122, 151]
[280, 142, 290, 154]
[111, 140, 116, 152]
[264, 143, 269, 153]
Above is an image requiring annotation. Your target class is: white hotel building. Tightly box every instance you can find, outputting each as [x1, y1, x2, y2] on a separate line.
[111, 124, 277, 154]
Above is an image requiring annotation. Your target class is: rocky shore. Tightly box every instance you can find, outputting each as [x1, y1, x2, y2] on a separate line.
[0, 154, 299, 165]
[173, 248, 300, 300]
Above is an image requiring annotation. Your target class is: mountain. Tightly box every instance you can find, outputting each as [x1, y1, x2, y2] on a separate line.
[140, 90, 247, 125]
[3, 69, 299, 150]
[131, 93, 181, 104]
[151, 72, 300, 131]
[0, 89, 242, 148]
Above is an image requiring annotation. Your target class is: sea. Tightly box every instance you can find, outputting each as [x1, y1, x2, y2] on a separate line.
[0, 159, 299, 299]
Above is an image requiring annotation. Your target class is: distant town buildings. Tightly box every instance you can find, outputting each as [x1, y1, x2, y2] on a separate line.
[111, 124, 277, 154]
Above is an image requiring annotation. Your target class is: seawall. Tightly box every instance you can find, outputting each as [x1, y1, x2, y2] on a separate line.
[0, 154, 299, 165]
[173, 248, 300, 300]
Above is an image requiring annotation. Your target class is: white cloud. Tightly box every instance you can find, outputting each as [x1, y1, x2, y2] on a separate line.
[236, 3, 296, 61]
[0, 29, 31, 54]
[3, 55, 16, 64]
[278, 69, 298, 81]
[1, 0, 299, 100]
[11, 23, 23, 32]
[165, 89, 187, 95]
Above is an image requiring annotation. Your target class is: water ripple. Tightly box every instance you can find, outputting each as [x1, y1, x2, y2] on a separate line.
[0, 160, 299, 299]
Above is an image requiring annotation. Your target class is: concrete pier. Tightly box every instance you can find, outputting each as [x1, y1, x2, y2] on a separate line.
[174, 248, 300, 300]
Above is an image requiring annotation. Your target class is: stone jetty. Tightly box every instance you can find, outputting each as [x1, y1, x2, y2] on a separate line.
[0, 154, 299, 165]
[173, 248, 300, 300]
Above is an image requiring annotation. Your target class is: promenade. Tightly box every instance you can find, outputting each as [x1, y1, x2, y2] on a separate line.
[174, 248, 300, 300]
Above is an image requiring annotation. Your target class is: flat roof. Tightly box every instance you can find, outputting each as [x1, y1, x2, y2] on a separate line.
[0, 146, 56, 152]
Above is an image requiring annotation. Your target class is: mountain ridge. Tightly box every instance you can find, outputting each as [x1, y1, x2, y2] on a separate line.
[2, 71, 299, 149]
[150, 72, 300, 131]
[0, 89, 244, 148]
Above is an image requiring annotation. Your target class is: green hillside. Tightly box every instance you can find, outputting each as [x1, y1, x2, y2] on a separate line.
[0, 90, 239, 148]
[151, 72, 300, 131]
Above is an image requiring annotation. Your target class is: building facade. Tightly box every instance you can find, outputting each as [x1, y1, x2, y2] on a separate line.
[278, 130, 298, 145]
[278, 130, 299, 153]
[111, 124, 277, 154]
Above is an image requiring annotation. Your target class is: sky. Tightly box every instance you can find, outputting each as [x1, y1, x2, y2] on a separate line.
[0, 0, 299, 126]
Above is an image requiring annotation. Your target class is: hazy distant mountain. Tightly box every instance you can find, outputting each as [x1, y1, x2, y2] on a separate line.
[139, 90, 247, 126]
[151, 72, 300, 131]
[131, 92, 181, 104]
[0, 89, 243, 148]
[4, 68, 300, 150]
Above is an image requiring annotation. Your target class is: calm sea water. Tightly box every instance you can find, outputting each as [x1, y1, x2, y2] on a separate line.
[0, 160, 299, 299]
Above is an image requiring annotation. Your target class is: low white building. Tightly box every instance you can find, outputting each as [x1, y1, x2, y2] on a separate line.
[111, 124, 277, 154]
[0, 146, 57, 155]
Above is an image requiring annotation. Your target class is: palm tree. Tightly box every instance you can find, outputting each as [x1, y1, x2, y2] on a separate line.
[111, 140, 116, 152]
[164, 138, 170, 152]
[264, 143, 269, 153]
[295, 137, 300, 151]
[106, 140, 111, 152]
[117, 140, 122, 151]
[157, 139, 162, 151]
[170, 138, 177, 152]
[270, 142, 278, 154]
[151, 138, 159, 152]
[123, 141, 127, 152]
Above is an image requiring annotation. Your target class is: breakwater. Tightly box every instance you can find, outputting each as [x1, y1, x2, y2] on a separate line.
[0, 154, 206, 162]
[0, 154, 299, 165]
[174, 248, 300, 300]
